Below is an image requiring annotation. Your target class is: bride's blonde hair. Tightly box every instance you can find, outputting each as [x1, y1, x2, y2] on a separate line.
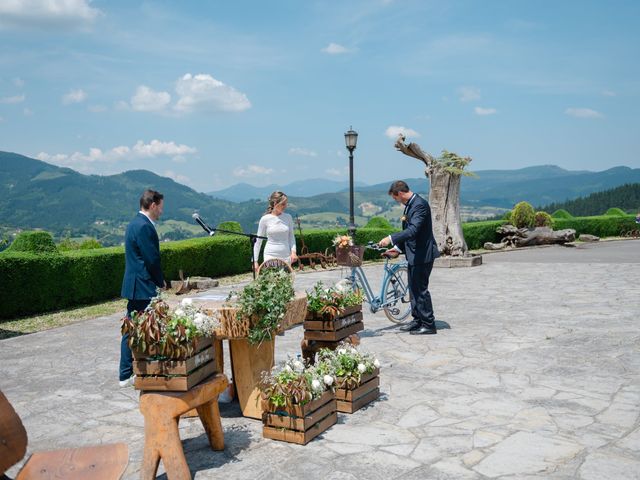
[266, 191, 288, 214]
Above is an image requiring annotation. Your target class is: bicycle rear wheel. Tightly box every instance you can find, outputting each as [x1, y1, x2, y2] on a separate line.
[382, 265, 412, 323]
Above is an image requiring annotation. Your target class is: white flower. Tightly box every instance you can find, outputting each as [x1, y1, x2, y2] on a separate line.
[181, 298, 193, 307]
[323, 375, 334, 386]
[293, 360, 304, 372]
[193, 312, 206, 328]
[337, 348, 346, 355]
[373, 358, 380, 368]
[312, 379, 322, 391]
[174, 308, 185, 317]
[284, 365, 293, 372]
[357, 363, 366, 373]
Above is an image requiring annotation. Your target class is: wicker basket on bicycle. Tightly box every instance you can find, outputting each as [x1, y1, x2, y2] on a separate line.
[335, 245, 365, 267]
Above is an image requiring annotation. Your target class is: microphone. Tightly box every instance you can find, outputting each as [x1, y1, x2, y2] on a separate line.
[192, 213, 215, 236]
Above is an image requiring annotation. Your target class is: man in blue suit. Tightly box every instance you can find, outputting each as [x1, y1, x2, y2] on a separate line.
[119, 189, 166, 386]
[379, 181, 440, 335]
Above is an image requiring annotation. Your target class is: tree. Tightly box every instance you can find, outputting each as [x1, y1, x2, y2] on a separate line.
[394, 135, 474, 256]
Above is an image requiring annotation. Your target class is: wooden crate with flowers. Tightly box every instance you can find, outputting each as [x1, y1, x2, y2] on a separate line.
[122, 295, 220, 391]
[260, 357, 337, 445]
[317, 342, 381, 414]
[303, 281, 364, 343]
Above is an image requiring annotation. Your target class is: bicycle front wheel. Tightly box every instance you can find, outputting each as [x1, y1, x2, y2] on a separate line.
[382, 265, 412, 323]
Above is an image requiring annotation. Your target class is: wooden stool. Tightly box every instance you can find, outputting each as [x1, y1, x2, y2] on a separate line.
[0, 391, 128, 480]
[139, 373, 228, 480]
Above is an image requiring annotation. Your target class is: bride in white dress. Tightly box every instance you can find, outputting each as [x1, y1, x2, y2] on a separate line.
[253, 191, 298, 271]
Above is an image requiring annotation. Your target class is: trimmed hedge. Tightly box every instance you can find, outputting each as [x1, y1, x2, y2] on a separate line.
[552, 209, 573, 219]
[365, 216, 392, 229]
[8, 231, 59, 254]
[462, 221, 505, 250]
[604, 207, 626, 216]
[553, 214, 637, 237]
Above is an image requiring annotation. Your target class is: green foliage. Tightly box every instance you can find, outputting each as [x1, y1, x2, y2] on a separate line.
[316, 342, 379, 389]
[306, 281, 363, 314]
[604, 207, 626, 216]
[541, 183, 640, 217]
[7, 231, 59, 254]
[364, 216, 392, 229]
[535, 211, 553, 227]
[437, 150, 476, 177]
[502, 211, 512, 222]
[551, 209, 573, 219]
[216, 220, 243, 234]
[58, 237, 103, 251]
[510, 201, 536, 228]
[228, 270, 295, 345]
[553, 214, 637, 238]
[462, 220, 505, 250]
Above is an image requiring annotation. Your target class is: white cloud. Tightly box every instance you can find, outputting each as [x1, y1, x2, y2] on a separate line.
[62, 88, 87, 105]
[36, 139, 197, 168]
[325, 167, 347, 177]
[288, 147, 318, 157]
[174, 73, 251, 113]
[458, 86, 480, 102]
[565, 107, 603, 119]
[13, 77, 24, 88]
[0, 94, 25, 104]
[164, 170, 190, 185]
[130, 85, 171, 112]
[322, 43, 350, 54]
[385, 125, 420, 139]
[0, 0, 101, 29]
[474, 107, 497, 116]
[233, 165, 274, 177]
[602, 90, 616, 97]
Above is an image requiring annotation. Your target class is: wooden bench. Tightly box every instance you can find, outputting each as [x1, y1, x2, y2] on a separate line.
[139, 373, 228, 480]
[0, 391, 128, 480]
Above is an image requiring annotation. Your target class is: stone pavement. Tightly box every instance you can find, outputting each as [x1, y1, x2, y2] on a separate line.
[1, 240, 639, 479]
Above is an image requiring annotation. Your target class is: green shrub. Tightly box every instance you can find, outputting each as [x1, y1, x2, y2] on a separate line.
[364, 216, 392, 229]
[535, 211, 553, 227]
[216, 221, 243, 234]
[552, 209, 573, 219]
[57, 238, 80, 251]
[462, 220, 505, 250]
[7, 231, 59, 254]
[79, 238, 102, 250]
[553, 214, 637, 238]
[510, 202, 535, 228]
[502, 211, 512, 222]
[604, 207, 626, 216]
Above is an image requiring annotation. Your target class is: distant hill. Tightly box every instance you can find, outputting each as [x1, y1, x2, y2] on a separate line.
[539, 183, 640, 216]
[2, 151, 639, 243]
[208, 178, 368, 201]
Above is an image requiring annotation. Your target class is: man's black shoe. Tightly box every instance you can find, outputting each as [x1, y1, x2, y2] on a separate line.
[410, 325, 437, 335]
[399, 319, 421, 332]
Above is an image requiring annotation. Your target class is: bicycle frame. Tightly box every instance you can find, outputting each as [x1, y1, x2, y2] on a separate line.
[348, 258, 408, 313]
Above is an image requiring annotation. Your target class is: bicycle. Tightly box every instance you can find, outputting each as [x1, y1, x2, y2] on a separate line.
[343, 242, 412, 324]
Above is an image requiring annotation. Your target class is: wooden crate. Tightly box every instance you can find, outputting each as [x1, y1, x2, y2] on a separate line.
[304, 304, 364, 342]
[262, 390, 337, 445]
[335, 368, 380, 414]
[132, 337, 216, 392]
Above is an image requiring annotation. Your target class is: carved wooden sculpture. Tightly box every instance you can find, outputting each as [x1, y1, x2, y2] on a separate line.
[394, 134, 473, 257]
[484, 225, 576, 250]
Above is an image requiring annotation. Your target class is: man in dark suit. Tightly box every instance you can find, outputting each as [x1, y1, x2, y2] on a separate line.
[119, 189, 166, 386]
[378, 181, 440, 335]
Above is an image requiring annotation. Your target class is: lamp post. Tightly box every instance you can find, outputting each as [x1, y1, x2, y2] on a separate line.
[344, 127, 358, 237]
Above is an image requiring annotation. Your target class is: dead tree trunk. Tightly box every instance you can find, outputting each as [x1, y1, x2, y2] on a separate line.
[394, 135, 470, 257]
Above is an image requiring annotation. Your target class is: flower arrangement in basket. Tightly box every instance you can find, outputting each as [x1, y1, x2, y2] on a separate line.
[316, 342, 379, 389]
[260, 356, 338, 444]
[333, 234, 364, 267]
[121, 294, 220, 359]
[306, 281, 363, 319]
[316, 342, 381, 413]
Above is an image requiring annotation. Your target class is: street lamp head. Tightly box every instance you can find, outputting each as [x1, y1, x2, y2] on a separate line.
[344, 127, 358, 151]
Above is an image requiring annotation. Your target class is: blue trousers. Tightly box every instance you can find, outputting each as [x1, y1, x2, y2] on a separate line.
[119, 299, 151, 381]
[407, 261, 436, 328]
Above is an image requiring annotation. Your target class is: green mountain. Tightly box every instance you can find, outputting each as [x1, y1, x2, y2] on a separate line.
[539, 183, 640, 216]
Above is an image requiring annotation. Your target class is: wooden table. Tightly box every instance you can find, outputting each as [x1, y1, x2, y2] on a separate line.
[186, 292, 307, 419]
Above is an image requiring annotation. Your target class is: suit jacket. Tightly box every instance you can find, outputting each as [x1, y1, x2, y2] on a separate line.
[390, 194, 440, 265]
[121, 213, 164, 300]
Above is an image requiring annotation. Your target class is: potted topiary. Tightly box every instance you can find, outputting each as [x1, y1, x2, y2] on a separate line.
[260, 356, 337, 445]
[121, 294, 220, 391]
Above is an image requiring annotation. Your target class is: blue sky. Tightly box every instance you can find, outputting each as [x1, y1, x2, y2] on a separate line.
[1, 0, 638, 192]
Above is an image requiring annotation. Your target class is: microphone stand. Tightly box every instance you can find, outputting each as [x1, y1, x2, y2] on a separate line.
[193, 215, 266, 279]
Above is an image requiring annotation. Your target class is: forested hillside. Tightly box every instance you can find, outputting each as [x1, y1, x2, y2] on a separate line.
[540, 183, 640, 216]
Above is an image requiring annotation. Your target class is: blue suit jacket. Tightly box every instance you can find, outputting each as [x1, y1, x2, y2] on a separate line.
[390, 194, 440, 265]
[121, 213, 164, 300]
